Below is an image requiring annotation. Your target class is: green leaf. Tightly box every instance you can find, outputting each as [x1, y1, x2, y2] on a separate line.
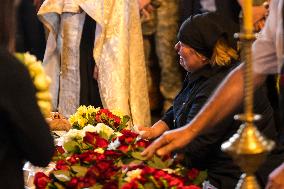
[122, 115, 130, 124]
[71, 165, 88, 177]
[149, 175, 160, 188]
[115, 159, 124, 167]
[147, 155, 168, 169]
[144, 182, 156, 189]
[137, 183, 145, 189]
[193, 170, 208, 186]
[131, 152, 148, 161]
[63, 141, 79, 153]
[53, 170, 71, 182]
[160, 178, 169, 188]
[89, 184, 103, 189]
[53, 182, 65, 189]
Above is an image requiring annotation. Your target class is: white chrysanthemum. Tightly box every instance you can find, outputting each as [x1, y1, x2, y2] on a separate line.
[83, 124, 96, 133]
[94, 123, 114, 139]
[94, 148, 105, 154]
[107, 139, 121, 150]
[63, 129, 85, 143]
[124, 169, 142, 182]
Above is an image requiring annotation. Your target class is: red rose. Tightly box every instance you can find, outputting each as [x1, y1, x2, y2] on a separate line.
[168, 177, 183, 187]
[97, 160, 112, 170]
[104, 150, 123, 158]
[122, 180, 138, 189]
[114, 117, 121, 125]
[117, 144, 130, 153]
[153, 170, 167, 179]
[100, 109, 109, 114]
[56, 146, 65, 154]
[141, 166, 155, 175]
[84, 132, 96, 145]
[183, 185, 201, 189]
[103, 180, 118, 189]
[136, 139, 150, 148]
[79, 151, 98, 163]
[187, 168, 199, 180]
[66, 155, 79, 164]
[56, 160, 69, 170]
[34, 172, 51, 189]
[86, 166, 100, 179]
[94, 135, 109, 148]
[67, 177, 79, 188]
[95, 114, 102, 122]
[119, 130, 138, 144]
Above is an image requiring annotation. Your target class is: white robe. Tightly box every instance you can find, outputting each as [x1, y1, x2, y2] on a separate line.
[38, 0, 151, 126]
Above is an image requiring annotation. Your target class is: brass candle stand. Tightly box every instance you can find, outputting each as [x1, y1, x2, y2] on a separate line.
[221, 0, 275, 188]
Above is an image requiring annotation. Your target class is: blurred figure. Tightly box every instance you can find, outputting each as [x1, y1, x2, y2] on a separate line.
[0, 0, 54, 188]
[141, 0, 183, 113]
[16, 0, 46, 60]
[39, 0, 151, 126]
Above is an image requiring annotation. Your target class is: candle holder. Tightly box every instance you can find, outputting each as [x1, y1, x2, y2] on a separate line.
[221, 1, 275, 188]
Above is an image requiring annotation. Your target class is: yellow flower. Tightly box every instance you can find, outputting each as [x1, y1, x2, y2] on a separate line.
[69, 115, 77, 125]
[15, 52, 52, 117]
[94, 148, 104, 154]
[34, 73, 50, 91]
[111, 109, 124, 119]
[86, 106, 100, 115]
[28, 62, 44, 77]
[76, 105, 88, 116]
[77, 117, 87, 128]
[23, 52, 37, 66]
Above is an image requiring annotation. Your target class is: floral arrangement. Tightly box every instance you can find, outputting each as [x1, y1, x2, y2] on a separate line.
[15, 52, 52, 116]
[34, 108, 207, 189]
[69, 105, 130, 131]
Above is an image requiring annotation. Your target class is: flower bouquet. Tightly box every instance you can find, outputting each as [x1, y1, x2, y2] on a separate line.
[34, 107, 207, 189]
[69, 106, 130, 131]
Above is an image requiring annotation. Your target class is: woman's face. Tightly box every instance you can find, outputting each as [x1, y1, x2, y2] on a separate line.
[175, 41, 208, 72]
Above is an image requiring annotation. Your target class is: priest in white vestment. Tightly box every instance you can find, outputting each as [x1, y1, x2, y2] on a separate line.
[38, 0, 151, 126]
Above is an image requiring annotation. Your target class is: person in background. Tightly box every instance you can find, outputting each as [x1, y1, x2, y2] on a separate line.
[141, 0, 183, 113]
[16, 0, 46, 61]
[142, 0, 284, 188]
[139, 12, 284, 188]
[39, 0, 151, 126]
[0, 0, 54, 188]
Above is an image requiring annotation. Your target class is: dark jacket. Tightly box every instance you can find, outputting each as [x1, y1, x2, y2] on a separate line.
[16, 0, 46, 61]
[179, 0, 241, 24]
[0, 48, 54, 188]
[162, 63, 284, 188]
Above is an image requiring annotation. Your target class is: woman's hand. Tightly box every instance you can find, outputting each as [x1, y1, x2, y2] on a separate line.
[141, 126, 197, 159]
[265, 163, 284, 189]
[136, 120, 169, 140]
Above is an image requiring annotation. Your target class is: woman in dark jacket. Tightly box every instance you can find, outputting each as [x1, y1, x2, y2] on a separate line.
[138, 12, 284, 188]
[0, 0, 54, 188]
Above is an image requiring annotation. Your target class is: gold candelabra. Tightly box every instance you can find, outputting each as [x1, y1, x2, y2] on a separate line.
[221, 0, 275, 188]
